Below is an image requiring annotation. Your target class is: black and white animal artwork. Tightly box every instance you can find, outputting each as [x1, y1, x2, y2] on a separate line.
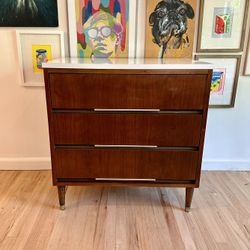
[0, 0, 58, 27]
[149, 0, 195, 58]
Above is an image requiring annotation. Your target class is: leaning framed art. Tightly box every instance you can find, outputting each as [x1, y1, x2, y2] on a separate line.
[16, 30, 65, 86]
[244, 34, 250, 76]
[67, 0, 137, 60]
[136, 0, 197, 58]
[197, 0, 249, 52]
[195, 55, 241, 108]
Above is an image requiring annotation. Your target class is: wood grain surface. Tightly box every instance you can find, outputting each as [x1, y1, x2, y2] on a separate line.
[44, 68, 212, 210]
[50, 73, 208, 110]
[53, 112, 202, 147]
[54, 148, 199, 180]
[0, 171, 249, 250]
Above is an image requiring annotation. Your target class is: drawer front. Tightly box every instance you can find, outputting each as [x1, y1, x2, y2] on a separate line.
[54, 148, 198, 180]
[53, 113, 202, 147]
[50, 74, 208, 110]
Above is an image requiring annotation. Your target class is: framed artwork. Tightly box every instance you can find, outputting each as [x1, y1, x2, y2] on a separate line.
[0, 0, 58, 27]
[16, 30, 65, 86]
[136, 0, 197, 58]
[197, 0, 249, 52]
[195, 55, 241, 108]
[67, 0, 137, 60]
[244, 35, 250, 76]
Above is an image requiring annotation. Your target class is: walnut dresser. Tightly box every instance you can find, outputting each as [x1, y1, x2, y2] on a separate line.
[42, 58, 213, 212]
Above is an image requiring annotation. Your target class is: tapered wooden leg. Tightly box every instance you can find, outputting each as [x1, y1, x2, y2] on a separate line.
[57, 186, 66, 210]
[185, 188, 194, 212]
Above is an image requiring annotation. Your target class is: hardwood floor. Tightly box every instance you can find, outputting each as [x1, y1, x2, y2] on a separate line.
[0, 171, 249, 250]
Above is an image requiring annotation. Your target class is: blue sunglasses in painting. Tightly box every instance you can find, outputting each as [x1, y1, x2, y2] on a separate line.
[84, 26, 113, 39]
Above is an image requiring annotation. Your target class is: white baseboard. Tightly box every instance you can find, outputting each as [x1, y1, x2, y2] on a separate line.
[0, 157, 51, 170]
[202, 160, 250, 171]
[0, 158, 249, 171]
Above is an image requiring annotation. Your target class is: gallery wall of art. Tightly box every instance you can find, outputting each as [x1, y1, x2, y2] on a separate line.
[0, 0, 249, 170]
[2, 0, 249, 106]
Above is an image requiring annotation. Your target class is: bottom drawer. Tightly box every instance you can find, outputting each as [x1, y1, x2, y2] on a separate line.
[54, 148, 198, 180]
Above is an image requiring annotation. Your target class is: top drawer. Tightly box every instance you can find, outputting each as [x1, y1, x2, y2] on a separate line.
[49, 73, 208, 110]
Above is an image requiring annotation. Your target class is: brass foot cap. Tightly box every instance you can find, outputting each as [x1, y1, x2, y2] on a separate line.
[185, 207, 191, 212]
[60, 205, 65, 210]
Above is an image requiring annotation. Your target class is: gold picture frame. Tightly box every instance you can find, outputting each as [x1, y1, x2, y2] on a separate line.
[195, 55, 241, 108]
[244, 34, 250, 76]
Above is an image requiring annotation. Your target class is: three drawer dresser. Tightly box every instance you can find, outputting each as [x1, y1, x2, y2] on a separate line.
[43, 58, 213, 211]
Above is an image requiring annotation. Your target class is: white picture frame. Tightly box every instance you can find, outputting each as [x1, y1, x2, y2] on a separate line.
[195, 55, 241, 108]
[197, 0, 249, 52]
[67, 0, 137, 58]
[136, 0, 146, 58]
[16, 30, 65, 86]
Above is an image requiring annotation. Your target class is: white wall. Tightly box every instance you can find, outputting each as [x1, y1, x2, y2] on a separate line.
[0, 1, 249, 170]
[199, 2, 250, 171]
[0, 1, 68, 169]
[203, 76, 250, 170]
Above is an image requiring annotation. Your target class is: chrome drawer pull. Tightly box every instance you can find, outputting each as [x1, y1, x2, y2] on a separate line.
[95, 178, 156, 182]
[94, 145, 158, 148]
[94, 109, 160, 112]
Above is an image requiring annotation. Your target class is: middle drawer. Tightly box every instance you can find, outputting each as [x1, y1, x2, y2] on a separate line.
[53, 112, 202, 147]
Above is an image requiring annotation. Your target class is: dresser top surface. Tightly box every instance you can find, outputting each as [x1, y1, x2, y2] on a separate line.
[42, 57, 214, 70]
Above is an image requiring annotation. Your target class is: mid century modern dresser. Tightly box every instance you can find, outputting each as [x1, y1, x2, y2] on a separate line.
[43, 58, 213, 211]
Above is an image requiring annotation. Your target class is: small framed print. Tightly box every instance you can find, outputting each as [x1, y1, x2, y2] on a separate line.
[244, 35, 250, 76]
[16, 30, 65, 86]
[197, 0, 249, 52]
[67, 0, 137, 60]
[195, 55, 241, 108]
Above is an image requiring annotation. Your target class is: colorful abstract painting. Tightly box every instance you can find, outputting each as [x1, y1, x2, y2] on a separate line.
[211, 69, 226, 95]
[145, 0, 197, 58]
[0, 0, 58, 27]
[32, 45, 52, 73]
[75, 0, 129, 58]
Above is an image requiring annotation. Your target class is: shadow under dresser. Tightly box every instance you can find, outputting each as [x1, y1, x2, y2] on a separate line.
[43, 58, 213, 211]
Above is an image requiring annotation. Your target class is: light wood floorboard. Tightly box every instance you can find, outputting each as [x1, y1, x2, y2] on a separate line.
[0, 171, 249, 250]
